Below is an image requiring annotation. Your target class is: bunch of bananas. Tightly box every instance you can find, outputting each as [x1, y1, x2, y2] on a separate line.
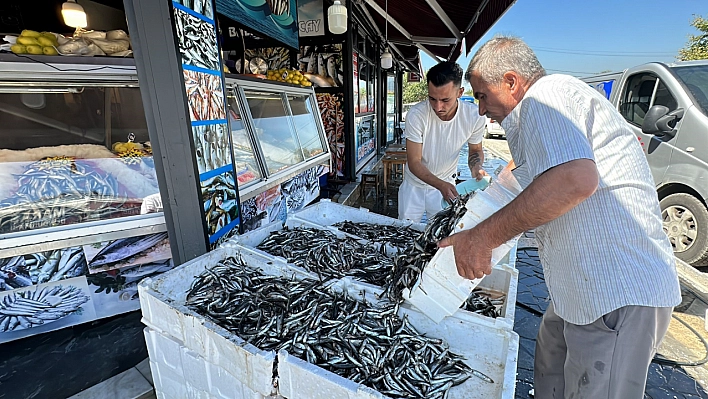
[11, 30, 59, 56]
[266, 68, 312, 87]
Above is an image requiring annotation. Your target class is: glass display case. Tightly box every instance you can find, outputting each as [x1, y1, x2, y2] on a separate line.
[0, 66, 163, 252]
[225, 77, 330, 200]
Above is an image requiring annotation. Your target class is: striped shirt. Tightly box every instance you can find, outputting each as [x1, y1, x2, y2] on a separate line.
[501, 74, 681, 325]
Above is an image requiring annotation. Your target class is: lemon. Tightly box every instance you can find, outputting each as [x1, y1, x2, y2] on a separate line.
[42, 46, 58, 56]
[17, 37, 39, 46]
[37, 37, 55, 47]
[20, 30, 41, 38]
[26, 45, 43, 55]
[10, 44, 26, 54]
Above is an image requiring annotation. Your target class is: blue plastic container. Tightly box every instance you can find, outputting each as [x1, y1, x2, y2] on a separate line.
[441, 175, 491, 209]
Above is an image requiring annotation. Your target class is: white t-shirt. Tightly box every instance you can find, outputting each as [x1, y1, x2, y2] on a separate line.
[502, 74, 681, 325]
[403, 99, 485, 188]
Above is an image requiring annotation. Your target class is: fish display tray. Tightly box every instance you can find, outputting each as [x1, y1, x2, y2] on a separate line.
[290, 199, 425, 232]
[277, 278, 520, 399]
[230, 217, 373, 265]
[139, 247, 315, 397]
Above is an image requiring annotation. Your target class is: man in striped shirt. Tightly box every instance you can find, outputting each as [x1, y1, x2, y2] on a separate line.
[439, 36, 681, 398]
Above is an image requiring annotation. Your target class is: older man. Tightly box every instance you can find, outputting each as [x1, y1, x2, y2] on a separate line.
[439, 36, 681, 398]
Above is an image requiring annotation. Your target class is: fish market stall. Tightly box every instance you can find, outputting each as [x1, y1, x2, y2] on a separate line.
[0, 57, 174, 342]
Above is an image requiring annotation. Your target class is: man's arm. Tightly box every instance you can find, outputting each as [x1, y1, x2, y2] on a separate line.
[439, 158, 599, 279]
[406, 141, 458, 203]
[468, 142, 487, 180]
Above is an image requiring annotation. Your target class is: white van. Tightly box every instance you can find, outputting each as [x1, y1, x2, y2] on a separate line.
[583, 60, 708, 266]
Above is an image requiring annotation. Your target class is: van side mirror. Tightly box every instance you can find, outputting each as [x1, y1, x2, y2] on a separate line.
[641, 105, 684, 137]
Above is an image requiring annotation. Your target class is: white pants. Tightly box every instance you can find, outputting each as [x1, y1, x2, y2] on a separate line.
[398, 179, 449, 222]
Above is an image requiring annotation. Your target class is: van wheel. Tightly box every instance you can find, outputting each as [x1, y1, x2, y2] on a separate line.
[660, 193, 708, 266]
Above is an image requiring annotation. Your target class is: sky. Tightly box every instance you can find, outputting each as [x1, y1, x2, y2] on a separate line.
[420, 0, 705, 84]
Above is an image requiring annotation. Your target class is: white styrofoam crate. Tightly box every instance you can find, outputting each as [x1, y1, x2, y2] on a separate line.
[290, 199, 425, 231]
[277, 279, 519, 399]
[139, 247, 314, 396]
[145, 327, 280, 399]
[450, 263, 518, 330]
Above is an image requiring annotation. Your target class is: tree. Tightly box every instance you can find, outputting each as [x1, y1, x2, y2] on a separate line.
[678, 14, 708, 61]
[402, 74, 428, 104]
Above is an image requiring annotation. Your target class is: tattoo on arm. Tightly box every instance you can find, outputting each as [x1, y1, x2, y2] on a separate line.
[468, 152, 481, 168]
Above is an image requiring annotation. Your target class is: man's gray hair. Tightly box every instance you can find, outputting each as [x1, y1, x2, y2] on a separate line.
[466, 36, 546, 85]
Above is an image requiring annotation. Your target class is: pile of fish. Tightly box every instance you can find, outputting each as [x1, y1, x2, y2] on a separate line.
[0, 285, 90, 332]
[0, 247, 87, 291]
[463, 290, 505, 318]
[256, 227, 393, 286]
[332, 221, 421, 251]
[0, 157, 124, 233]
[185, 256, 490, 399]
[383, 194, 471, 303]
[184, 69, 225, 121]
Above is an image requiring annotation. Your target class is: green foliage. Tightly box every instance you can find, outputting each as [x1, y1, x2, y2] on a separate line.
[402, 73, 428, 104]
[678, 14, 708, 61]
[464, 89, 474, 97]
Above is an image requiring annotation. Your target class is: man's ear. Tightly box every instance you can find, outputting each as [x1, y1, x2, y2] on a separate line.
[458, 87, 464, 97]
[503, 71, 526, 98]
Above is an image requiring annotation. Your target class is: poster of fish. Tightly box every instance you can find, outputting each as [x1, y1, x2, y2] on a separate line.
[281, 167, 320, 213]
[316, 93, 345, 177]
[193, 123, 230, 175]
[174, 5, 219, 71]
[298, 44, 344, 87]
[243, 47, 291, 72]
[173, 0, 214, 20]
[0, 247, 88, 291]
[241, 185, 285, 233]
[201, 170, 240, 243]
[215, 0, 299, 50]
[184, 69, 226, 122]
[0, 276, 96, 343]
[87, 259, 174, 315]
[83, 232, 171, 273]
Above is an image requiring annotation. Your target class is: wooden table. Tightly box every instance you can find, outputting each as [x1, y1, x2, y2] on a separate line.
[385, 143, 407, 156]
[382, 153, 407, 189]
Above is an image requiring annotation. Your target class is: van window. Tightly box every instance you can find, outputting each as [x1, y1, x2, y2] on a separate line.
[653, 80, 678, 111]
[619, 74, 656, 126]
[671, 64, 708, 116]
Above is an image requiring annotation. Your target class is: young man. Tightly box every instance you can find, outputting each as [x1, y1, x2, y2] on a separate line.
[398, 61, 487, 222]
[439, 36, 681, 398]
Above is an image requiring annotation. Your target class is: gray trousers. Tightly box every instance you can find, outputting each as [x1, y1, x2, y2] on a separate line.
[534, 303, 673, 399]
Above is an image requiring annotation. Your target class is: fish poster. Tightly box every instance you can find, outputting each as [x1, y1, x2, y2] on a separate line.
[298, 44, 344, 87]
[0, 247, 88, 291]
[281, 167, 320, 213]
[241, 185, 284, 233]
[83, 232, 171, 274]
[316, 92, 345, 177]
[193, 123, 231, 175]
[174, 5, 219, 71]
[87, 259, 174, 315]
[184, 69, 226, 122]
[0, 276, 96, 343]
[173, 0, 214, 20]
[216, 0, 299, 50]
[201, 170, 240, 243]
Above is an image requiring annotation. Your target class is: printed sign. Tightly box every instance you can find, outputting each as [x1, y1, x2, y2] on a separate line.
[297, 0, 324, 37]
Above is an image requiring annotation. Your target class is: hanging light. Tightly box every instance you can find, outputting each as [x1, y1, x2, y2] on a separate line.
[380, 49, 393, 69]
[62, 0, 88, 28]
[327, 0, 347, 35]
[380, 0, 392, 69]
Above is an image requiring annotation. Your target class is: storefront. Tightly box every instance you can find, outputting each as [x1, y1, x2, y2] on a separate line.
[0, 0, 515, 396]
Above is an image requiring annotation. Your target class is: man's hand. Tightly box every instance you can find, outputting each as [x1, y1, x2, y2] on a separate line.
[472, 165, 488, 181]
[438, 227, 493, 279]
[437, 181, 459, 205]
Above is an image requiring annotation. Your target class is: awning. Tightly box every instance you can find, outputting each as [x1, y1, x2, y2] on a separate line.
[355, 0, 516, 72]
